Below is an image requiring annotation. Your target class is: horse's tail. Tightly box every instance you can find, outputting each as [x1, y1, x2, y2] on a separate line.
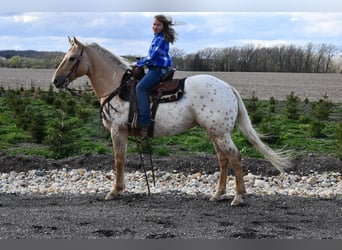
[231, 87, 290, 173]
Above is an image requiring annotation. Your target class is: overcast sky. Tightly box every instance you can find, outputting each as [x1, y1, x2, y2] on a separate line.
[1, 1, 342, 56]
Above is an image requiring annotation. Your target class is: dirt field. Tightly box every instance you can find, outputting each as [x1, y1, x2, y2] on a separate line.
[175, 71, 342, 102]
[1, 68, 341, 102]
[0, 68, 341, 239]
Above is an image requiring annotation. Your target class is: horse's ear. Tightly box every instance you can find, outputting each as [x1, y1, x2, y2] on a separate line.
[68, 36, 80, 46]
[73, 37, 81, 46]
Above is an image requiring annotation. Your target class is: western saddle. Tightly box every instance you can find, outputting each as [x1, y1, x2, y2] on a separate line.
[118, 67, 185, 137]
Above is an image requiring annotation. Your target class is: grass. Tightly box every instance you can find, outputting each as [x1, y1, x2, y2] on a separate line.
[0, 87, 341, 159]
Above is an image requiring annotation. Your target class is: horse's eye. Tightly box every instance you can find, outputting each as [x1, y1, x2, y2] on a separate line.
[69, 57, 76, 62]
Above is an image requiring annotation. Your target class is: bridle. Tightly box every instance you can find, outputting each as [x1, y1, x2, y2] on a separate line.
[67, 47, 84, 80]
[61, 47, 84, 90]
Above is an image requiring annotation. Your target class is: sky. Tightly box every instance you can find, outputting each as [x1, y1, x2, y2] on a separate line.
[1, 1, 342, 56]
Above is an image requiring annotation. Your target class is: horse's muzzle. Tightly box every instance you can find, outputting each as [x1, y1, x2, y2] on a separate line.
[53, 75, 70, 89]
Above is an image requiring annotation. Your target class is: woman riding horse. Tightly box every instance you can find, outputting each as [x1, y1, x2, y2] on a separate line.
[52, 36, 290, 206]
[131, 15, 177, 135]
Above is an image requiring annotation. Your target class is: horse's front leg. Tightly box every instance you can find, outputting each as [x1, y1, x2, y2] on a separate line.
[105, 128, 128, 200]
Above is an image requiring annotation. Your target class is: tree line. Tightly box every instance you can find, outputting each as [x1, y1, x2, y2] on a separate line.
[1, 42, 341, 72]
[170, 43, 341, 73]
[0, 51, 64, 69]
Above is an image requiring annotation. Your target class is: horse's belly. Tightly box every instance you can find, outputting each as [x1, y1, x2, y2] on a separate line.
[153, 99, 196, 136]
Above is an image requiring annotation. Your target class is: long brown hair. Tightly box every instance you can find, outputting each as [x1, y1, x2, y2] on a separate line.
[154, 14, 177, 44]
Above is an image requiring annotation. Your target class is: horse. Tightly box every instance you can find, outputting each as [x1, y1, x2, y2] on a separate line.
[52, 37, 290, 206]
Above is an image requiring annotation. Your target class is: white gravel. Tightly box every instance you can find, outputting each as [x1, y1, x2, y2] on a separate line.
[0, 169, 341, 200]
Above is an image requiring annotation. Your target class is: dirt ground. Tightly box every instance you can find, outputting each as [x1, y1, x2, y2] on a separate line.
[1, 69, 342, 102]
[0, 153, 341, 239]
[0, 192, 341, 239]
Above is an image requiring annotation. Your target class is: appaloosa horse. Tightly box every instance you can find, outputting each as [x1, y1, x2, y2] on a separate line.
[52, 37, 289, 206]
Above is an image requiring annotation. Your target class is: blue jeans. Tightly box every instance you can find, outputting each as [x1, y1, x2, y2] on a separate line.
[136, 68, 167, 127]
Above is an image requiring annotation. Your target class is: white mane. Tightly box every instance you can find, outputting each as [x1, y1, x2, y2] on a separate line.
[87, 43, 131, 71]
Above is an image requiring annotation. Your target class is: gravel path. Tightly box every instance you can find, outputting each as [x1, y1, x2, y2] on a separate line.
[1, 153, 341, 200]
[0, 153, 341, 239]
[1, 168, 341, 200]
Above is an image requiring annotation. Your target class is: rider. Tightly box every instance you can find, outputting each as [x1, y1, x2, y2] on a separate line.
[131, 14, 177, 133]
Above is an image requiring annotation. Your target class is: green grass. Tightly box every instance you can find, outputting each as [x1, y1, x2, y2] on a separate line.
[0, 88, 341, 159]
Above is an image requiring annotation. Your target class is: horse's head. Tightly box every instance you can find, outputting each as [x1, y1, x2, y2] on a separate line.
[52, 37, 88, 89]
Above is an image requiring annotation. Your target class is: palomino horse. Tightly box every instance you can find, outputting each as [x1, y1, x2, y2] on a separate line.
[52, 37, 289, 206]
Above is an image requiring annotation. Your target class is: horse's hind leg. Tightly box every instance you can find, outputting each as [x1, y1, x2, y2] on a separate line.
[210, 144, 229, 201]
[229, 145, 246, 206]
[210, 135, 246, 206]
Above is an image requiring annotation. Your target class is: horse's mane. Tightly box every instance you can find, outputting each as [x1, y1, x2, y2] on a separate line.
[87, 43, 131, 71]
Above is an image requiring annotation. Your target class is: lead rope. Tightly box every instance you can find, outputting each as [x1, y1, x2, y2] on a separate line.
[134, 135, 156, 196]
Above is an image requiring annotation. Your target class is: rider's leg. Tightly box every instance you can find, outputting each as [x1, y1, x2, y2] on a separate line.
[135, 69, 165, 128]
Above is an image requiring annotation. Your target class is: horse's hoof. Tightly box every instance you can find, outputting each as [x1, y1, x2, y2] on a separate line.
[210, 190, 226, 202]
[210, 196, 219, 202]
[230, 195, 244, 206]
[104, 191, 121, 200]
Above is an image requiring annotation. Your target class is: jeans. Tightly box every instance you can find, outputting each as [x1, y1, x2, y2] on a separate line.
[136, 68, 167, 127]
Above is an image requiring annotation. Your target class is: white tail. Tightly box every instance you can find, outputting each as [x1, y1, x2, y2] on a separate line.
[231, 87, 290, 173]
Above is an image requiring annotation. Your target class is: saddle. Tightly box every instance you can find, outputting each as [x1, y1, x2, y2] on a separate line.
[118, 67, 185, 137]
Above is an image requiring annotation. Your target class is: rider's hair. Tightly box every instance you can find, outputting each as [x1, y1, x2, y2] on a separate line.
[154, 14, 177, 44]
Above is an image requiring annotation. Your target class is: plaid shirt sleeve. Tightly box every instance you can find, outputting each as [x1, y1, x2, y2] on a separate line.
[137, 33, 172, 67]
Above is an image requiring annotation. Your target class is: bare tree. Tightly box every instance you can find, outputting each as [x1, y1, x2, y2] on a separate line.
[304, 43, 314, 73]
[169, 47, 185, 69]
[324, 44, 338, 73]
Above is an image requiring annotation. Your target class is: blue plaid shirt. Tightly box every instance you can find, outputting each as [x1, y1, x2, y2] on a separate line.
[137, 32, 172, 68]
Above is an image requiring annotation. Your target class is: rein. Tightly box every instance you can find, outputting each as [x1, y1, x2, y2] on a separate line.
[99, 69, 132, 119]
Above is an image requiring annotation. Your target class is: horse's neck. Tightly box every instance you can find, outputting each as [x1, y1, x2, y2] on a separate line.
[85, 47, 127, 101]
